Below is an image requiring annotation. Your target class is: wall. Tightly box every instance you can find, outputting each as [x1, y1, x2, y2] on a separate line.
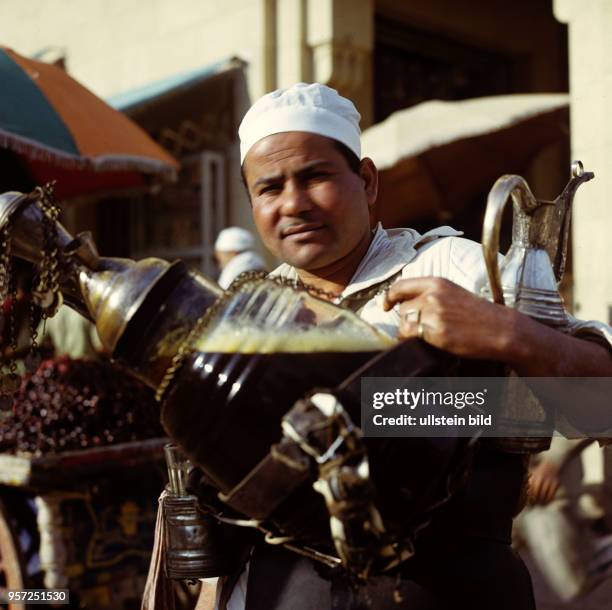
[0, 0, 268, 99]
[554, 0, 612, 323]
[0, 0, 271, 258]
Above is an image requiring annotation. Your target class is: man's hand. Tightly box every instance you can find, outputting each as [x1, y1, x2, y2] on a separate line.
[383, 277, 517, 361]
[384, 276, 612, 376]
[383, 276, 612, 430]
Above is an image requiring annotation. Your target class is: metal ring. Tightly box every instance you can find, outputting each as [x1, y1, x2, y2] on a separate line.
[417, 322, 425, 340]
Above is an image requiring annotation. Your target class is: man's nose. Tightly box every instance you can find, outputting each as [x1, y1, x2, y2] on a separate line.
[279, 180, 313, 215]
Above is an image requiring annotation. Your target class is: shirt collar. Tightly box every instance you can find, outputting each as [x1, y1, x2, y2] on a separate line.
[270, 223, 462, 299]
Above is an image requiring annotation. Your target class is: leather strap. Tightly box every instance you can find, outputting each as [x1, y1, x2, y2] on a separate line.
[218, 440, 310, 520]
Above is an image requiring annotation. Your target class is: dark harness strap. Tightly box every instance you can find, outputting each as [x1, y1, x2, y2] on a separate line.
[218, 441, 311, 520]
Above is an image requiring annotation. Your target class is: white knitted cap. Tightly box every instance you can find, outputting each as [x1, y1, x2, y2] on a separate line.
[214, 227, 255, 252]
[239, 83, 361, 163]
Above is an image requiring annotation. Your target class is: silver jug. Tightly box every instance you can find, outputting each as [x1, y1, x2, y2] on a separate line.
[479, 161, 594, 453]
[480, 161, 594, 327]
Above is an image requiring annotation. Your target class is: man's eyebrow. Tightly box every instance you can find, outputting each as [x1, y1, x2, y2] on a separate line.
[295, 160, 334, 176]
[253, 172, 283, 189]
[253, 160, 333, 189]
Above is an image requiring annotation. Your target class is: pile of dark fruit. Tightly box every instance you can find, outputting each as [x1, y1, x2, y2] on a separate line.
[0, 356, 165, 456]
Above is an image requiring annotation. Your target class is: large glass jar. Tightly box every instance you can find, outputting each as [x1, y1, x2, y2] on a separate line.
[161, 275, 395, 492]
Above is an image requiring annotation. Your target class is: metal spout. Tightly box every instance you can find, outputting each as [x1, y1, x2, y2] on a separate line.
[540, 160, 594, 283]
[0, 189, 176, 354]
[0, 188, 223, 391]
[78, 257, 173, 354]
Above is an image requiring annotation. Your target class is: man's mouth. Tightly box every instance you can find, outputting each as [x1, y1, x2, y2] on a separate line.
[281, 222, 325, 238]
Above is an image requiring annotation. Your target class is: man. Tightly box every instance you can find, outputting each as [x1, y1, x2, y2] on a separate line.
[214, 227, 267, 289]
[204, 83, 612, 610]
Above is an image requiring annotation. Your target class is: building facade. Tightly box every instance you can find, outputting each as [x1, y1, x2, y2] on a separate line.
[5, 0, 606, 321]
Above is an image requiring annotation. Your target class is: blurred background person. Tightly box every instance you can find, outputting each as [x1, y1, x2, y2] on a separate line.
[514, 437, 612, 603]
[214, 227, 267, 289]
[44, 304, 104, 360]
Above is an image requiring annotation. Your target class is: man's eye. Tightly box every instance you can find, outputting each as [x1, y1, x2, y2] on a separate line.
[259, 184, 281, 195]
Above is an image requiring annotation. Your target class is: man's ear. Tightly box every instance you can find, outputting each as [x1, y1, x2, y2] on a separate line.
[359, 157, 378, 208]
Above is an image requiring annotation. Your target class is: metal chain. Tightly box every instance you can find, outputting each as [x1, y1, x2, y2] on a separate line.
[7, 276, 18, 379]
[0, 184, 63, 400]
[0, 224, 12, 399]
[25, 300, 43, 373]
[154, 274, 265, 400]
[155, 280, 233, 402]
[0, 260, 20, 405]
[0, 221, 19, 403]
[155, 271, 394, 403]
[292, 274, 393, 306]
[32, 183, 62, 318]
[0, 227, 9, 387]
[0, 223, 11, 302]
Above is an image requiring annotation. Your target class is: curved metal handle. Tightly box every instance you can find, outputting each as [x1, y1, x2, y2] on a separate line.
[481, 175, 538, 305]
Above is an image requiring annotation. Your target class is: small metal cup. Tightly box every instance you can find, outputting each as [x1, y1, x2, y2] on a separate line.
[162, 443, 231, 579]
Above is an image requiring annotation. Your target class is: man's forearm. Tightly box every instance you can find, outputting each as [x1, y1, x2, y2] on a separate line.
[503, 309, 612, 377]
[502, 310, 612, 430]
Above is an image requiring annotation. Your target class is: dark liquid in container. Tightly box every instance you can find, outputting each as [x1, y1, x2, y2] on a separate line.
[161, 349, 380, 492]
[161, 339, 500, 546]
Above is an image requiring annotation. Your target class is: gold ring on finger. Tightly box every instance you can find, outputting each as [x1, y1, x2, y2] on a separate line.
[417, 322, 426, 340]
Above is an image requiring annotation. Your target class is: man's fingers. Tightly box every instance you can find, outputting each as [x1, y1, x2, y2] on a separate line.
[397, 300, 428, 339]
[384, 278, 436, 311]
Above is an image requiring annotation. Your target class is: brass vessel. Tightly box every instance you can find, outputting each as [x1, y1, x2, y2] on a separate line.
[0, 189, 222, 389]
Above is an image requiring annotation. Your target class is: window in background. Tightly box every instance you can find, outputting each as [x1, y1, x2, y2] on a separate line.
[126, 151, 227, 276]
[374, 17, 520, 123]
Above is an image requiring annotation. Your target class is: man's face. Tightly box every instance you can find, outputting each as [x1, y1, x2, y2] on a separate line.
[242, 132, 377, 273]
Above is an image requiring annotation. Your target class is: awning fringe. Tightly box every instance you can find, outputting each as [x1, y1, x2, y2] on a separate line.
[0, 129, 177, 180]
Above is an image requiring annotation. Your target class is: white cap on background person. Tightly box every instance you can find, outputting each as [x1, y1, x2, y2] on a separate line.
[214, 227, 256, 253]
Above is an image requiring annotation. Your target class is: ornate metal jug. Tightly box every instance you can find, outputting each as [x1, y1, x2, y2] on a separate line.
[480, 161, 594, 329]
[479, 161, 594, 453]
